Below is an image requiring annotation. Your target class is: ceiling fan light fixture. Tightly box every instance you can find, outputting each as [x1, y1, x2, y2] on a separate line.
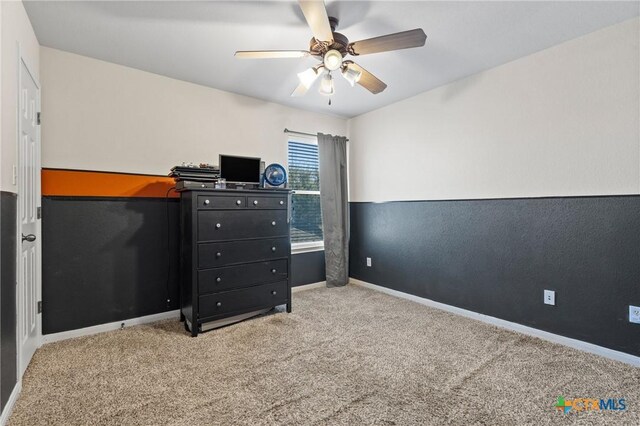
[297, 67, 320, 89]
[323, 49, 343, 71]
[341, 66, 362, 87]
[319, 72, 334, 96]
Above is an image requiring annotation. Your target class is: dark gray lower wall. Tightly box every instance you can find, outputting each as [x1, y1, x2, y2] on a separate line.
[42, 197, 326, 334]
[291, 250, 325, 286]
[349, 196, 640, 357]
[42, 197, 181, 334]
[1, 192, 17, 411]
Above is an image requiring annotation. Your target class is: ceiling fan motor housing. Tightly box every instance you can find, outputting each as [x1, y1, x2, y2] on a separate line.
[310, 17, 349, 58]
[310, 32, 349, 57]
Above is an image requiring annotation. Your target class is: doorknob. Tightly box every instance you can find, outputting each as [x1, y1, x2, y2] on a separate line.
[22, 234, 36, 243]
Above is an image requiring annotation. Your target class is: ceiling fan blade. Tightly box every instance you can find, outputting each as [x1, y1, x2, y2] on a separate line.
[298, 0, 333, 42]
[348, 29, 427, 56]
[348, 63, 387, 94]
[234, 50, 310, 59]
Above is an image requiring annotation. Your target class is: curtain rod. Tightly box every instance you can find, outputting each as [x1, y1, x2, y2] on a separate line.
[284, 128, 349, 142]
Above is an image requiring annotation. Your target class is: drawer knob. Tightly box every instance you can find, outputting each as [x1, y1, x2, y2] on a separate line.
[253, 200, 258, 206]
[216, 252, 222, 258]
[216, 302, 222, 307]
[216, 277, 221, 283]
[216, 223, 221, 229]
[279, 200, 284, 205]
[271, 221, 276, 226]
[271, 246, 276, 252]
[271, 269, 277, 274]
[201, 184, 206, 188]
[204, 199, 210, 205]
[236, 199, 242, 205]
[271, 291, 277, 295]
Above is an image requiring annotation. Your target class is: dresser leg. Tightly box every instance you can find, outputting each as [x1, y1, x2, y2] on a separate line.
[286, 302, 292, 313]
[179, 312, 185, 322]
[185, 320, 198, 337]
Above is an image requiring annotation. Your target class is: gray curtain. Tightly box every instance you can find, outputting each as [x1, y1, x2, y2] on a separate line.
[317, 133, 349, 287]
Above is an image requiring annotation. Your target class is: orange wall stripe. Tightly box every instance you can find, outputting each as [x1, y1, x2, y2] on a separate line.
[42, 169, 179, 198]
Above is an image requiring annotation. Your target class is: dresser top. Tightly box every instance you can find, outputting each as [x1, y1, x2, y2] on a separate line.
[178, 188, 291, 194]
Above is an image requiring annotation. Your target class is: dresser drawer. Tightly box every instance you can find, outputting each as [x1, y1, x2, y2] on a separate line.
[198, 238, 289, 269]
[197, 195, 245, 209]
[247, 196, 288, 209]
[198, 259, 288, 294]
[198, 210, 288, 241]
[199, 281, 287, 319]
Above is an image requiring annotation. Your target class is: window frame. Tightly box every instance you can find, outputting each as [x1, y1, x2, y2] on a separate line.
[287, 135, 324, 254]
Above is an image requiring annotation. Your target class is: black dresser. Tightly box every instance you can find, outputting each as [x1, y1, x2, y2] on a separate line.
[179, 189, 292, 336]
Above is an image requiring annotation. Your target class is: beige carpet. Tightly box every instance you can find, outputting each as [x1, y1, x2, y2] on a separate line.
[9, 285, 639, 425]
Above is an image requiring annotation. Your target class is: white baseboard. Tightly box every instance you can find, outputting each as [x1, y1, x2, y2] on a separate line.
[350, 278, 640, 367]
[41, 310, 180, 345]
[0, 381, 22, 426]
[41, 284, 325, 345]
[292, 281, 326, 293]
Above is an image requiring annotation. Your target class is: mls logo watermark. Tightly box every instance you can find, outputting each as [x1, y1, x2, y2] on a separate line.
[555, 396, 627, 413]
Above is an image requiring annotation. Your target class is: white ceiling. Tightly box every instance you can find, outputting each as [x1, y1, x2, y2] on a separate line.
[24, 1, 639, 118]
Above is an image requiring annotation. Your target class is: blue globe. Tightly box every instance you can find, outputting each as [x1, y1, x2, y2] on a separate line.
[264, 163, 287, 187]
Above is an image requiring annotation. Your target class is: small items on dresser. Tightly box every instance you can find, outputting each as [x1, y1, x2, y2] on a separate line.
[262, 163, 287, 188]
[169, 164, 220, 183]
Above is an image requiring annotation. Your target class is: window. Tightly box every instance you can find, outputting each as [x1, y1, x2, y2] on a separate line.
[288, 137, 323, 251]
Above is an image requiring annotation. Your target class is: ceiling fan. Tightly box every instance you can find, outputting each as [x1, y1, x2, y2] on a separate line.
[235, 0, 427, 101]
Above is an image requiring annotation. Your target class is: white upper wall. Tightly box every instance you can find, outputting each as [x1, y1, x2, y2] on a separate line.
[1, 0, 40, 191]
[348, 17, 640, 202]
[0, 3, 3, 185]
[40, 47, 347, 175]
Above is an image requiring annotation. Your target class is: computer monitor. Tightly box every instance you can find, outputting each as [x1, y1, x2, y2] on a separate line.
[219, 154, 261, 184]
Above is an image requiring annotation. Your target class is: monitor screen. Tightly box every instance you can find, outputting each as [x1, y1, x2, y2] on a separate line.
[219, 155, 261, 184]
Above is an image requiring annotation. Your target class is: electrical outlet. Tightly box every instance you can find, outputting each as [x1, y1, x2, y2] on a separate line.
[630, 306, 640, 324]
[366, 257, 372, 267]
[544, 290, 555, 306]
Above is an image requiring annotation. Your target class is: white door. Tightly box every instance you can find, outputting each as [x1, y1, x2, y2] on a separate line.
[18, 57, 41, 376]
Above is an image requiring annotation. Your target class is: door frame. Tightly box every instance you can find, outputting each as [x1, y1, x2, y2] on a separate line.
[16, 44, 42, 379]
